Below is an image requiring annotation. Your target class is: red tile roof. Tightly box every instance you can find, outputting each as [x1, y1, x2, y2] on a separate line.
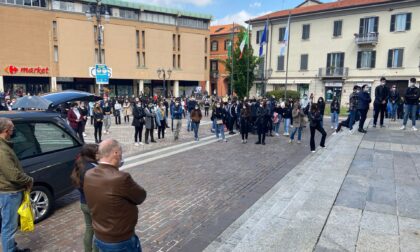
[251, 0, 392, 22]
[210, 24, 244, 35]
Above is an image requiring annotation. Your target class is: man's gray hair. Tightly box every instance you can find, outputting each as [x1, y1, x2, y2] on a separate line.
[0, 118, 12, 134]
[98, 139, 121, 158]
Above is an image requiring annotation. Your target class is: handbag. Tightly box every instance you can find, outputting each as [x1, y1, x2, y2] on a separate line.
[17, 191, 35, 232]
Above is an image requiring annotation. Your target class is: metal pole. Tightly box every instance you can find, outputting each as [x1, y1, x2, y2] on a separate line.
[163, 71, 166, 98]
[230, 22, 234, 96]
[284, 12, 291, 101]
[246, 19, 250, 98]
[96, 0, 103, 96]
[263, 18, 269, 96]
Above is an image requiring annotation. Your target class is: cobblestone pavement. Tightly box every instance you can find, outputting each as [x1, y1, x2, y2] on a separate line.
[13, 117, 334, 252]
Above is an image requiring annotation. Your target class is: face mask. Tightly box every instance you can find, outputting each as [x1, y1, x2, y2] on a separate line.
[243, 106, 246, 109]
[381, 82, 386, 85]
[216, 105, 220, 108]
[411, 82, 416, 87]
[175, 103, 179, 106]
[195, 107, 199, 110]
[260, 104, 263, 107]
[119, 159, 125, 168]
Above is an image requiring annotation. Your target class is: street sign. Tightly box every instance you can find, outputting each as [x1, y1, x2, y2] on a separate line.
[89, 65, 112, 84]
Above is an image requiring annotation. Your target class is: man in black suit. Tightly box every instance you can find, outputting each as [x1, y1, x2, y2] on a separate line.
[373, 77, 390, 128]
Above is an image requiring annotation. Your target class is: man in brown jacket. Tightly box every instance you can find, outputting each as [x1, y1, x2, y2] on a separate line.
[0, 117, 33, 252]
[84, 139, 147, 252]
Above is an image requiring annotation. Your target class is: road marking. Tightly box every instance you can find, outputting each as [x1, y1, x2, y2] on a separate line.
[121, 134, 236, 171]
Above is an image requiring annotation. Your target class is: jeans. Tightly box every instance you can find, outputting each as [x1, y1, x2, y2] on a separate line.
[215, 122, 225, 140]
[290, 127, 303, 141]
[373, 103, 386, 126]
[403, 104, 418, 127]
[273, 122, 280, 134]
[331, 112, 338, 129]
[0, 191, 22, 252]
[81, 203, 99, 252]
[310, 125, 327, 151]
[94, 234, 141, 252]
[186, 111, 191, 131]
[390, 103, 398, 120]
[94, 122, 103, 143]
[174, 119, 182, 140]
[103, 115, 111, 131]
[192, 122, 200, 139]
[358, 109, 368, 130]
[284, 118, 290, 134]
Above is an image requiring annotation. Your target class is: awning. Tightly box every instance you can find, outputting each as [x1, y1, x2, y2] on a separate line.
[267, 79, 311, 84]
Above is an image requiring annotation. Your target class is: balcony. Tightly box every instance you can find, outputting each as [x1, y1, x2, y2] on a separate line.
[354, 32, 379, 46]
[318, 67, 349, 79]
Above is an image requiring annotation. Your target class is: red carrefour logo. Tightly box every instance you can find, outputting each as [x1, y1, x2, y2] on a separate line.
[4, 65, 49, 75]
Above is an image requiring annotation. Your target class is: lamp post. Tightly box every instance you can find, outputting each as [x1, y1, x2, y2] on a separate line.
[157, 68, 172, 98]
[86, 0, 110, 96]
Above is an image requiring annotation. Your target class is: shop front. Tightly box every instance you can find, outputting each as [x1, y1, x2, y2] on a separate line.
[3, 76, 50, 97]
[324, 82, 343, 103]
[297, 84, 309, 98]
[59, 78, 94, 93]
[108, 79, 134, 97]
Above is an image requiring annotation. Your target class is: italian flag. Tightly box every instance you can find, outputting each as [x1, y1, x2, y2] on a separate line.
[239, 31, 249, 59]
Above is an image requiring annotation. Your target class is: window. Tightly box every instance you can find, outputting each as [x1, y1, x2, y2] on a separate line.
[302, 24, 310, 40]
[52, 21, 58, 39]
[300, 54, 308, 70]
[136, 30, 140, 49]
[178, 55, 181, 69]
[142, 52, 146, 67]
[140, 11, 177, 26]
[333, 20, 342, 37]
[173, 34, 176, 51]
[54, 46, 59, 63]
[205, 37, 208, 53]
[116, 8, 138, 20]
[224, 40, 231, 51]
[359, 17, 379, 35]
[12, 122, 78, 160]
[137, 52, 141, 67]
[277, 56, 285, 71]
[279, 27, 286, 41]
[211, 60, 218, 71]
[205, 56, 208, 70]
[173, 54, 176, 68]
[52, 0, 74, 11]
[390, 13, 411, 32]
[178, 35, 181, 51]
[142, 31, 145, 49]
[178, 17, 209, 29]
[256, 30, 269, 44]
[388, 49, 404, 68]
[211, 41, 218, 51]
[357, 51, 376, 69]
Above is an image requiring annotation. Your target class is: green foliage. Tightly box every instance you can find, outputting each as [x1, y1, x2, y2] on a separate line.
[266, 90, 300, 101]
[223, 30, 260, 99]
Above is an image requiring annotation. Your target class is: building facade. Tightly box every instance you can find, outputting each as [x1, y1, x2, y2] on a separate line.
[249, 0, 420, 106]
[209, 24, 243, 96]
[0, 0, 211, 98]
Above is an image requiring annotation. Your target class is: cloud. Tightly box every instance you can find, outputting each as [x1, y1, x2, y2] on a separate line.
[249, 2, 261, 8]
[212, 10, 272, 27]
[134, 0, 212, 7]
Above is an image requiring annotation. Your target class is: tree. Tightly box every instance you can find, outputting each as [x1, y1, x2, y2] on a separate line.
[223, 30, 260, 99]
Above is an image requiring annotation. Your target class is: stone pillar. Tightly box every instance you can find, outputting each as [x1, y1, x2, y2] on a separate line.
[0, 76, 4, 93]
[138, 80, 144, 96]
[206, 80, 210, 94]
[174, 80, 179, 97]
[50, 77, 57, 92]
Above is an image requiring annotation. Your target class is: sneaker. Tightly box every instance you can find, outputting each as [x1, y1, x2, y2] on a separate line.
[134, 143, 139, 147]
[311, 150, 316, 153]
[400, 125, 406, 130]
[275, 133, 279, 136]
[297, 141, 302, 144]
[288, 139, 292, 144]
[332, 132, 337, 135]
[245, 140, 247, 143]
[224, 139, 227, 142]
[283, 132, 288, 136]
[380, 125, 385, 128]
[413, 126, 418, 131]
[321, 146, 326, 149]
[331, 126, 334, 129]
[349, 129, 354, 134]
[139, 142, 144, 145]
[372, 124, 377, 128]
[241, 140, 244, 143]
[83, 132, 87, 137]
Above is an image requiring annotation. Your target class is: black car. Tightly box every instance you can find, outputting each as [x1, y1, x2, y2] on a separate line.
[2, 91, 101, 222]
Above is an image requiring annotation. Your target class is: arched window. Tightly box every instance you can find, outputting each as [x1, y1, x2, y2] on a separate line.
[224, 39, 231, 51]
[211, 41, 218, 51]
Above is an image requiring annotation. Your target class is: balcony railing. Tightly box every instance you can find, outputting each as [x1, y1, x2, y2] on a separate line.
[318, 67, 349, 78]
[355, 32, 379, 45]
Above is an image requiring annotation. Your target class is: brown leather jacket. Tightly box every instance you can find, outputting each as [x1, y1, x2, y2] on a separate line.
[84, 164, 147, 243]
[191, 109, 202, 123]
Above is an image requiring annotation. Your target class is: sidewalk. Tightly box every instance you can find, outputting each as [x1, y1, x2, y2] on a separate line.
[205, 119, 420, 252]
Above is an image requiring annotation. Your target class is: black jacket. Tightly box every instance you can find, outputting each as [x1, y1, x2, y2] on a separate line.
[389, 90, 400, 104]
[404, 86, 419, 105]
[211, 107, 226, 122]
[374, 85, 389, 104]
[308, 111, 322, 127]
[330, 100, 340, 114]
[131, 104, 145, 127]
[357, 91, 372, 110]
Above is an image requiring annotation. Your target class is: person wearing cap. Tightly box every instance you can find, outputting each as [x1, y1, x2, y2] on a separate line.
[400, 78, 419, 131]
[373, 77, 390, 128]
[389, 85, 400, 121]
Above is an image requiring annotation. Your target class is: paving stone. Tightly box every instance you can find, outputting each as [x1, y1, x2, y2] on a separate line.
[399, 216, 420, 252]
[356, 229, 399, 252]
[396, 185, 420, 219]
[359, 211, 398, 235]
[335, 188, 367, 210]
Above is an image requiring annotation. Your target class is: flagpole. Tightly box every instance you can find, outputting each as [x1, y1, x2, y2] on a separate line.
[264, 18, 269, 96]
[284, 12, 291, 101]
[231, 22, 235, 97]
[246, 19, 250, 98]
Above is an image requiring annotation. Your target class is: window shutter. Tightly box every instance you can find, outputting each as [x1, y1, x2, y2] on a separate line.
[397, 49, 404, 67]
[339, 53, 345, 68]
[327, 53, 331, 67]
[337, 21, 342, 36]
[301, 54, 308, 70]
[406, 13, 411, 30]
[374, 17, 379, 33]
[256, 31, 260, 44]
[307, 25, 310, 39]
[333, 21, 337, 36]
[387, 50, 393, 68]
[371, 51, 376, 68]
[359, 18, 364, 34]
[390, 15, 396, 32]
[278, 56, 284, 71]
[357, 51, 362, 68]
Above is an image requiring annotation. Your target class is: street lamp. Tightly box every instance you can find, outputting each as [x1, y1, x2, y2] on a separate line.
[157, 68, 172, 97]
[86, 0, 110, 96]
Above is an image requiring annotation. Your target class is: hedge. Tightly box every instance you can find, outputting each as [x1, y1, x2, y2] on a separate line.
[266, 90, 300, 101]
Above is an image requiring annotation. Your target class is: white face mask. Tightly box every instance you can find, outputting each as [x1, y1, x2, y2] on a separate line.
[411, 82, 416, 87]
[216, 105, 220, 108]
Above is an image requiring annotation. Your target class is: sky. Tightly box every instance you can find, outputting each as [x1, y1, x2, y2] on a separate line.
[133, 0, 336, 26]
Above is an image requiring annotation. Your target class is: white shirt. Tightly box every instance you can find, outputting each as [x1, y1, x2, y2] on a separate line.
[73, 108, 81, 120]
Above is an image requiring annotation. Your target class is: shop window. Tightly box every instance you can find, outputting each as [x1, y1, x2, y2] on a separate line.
[325, 85, 342, 103]
[54, 46, 59, 63]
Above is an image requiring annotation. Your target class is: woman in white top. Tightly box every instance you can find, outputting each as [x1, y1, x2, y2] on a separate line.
[114, 100, 122, 125]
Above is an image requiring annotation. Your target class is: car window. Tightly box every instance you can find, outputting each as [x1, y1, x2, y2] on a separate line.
[12, 122, 78, 160]
[33, 123, 78, 154]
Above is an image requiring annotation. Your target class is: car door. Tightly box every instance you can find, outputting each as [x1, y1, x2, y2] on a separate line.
[13, 121, 81, 198]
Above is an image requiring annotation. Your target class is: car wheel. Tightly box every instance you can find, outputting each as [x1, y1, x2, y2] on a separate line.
[30, 186, 54, 223]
